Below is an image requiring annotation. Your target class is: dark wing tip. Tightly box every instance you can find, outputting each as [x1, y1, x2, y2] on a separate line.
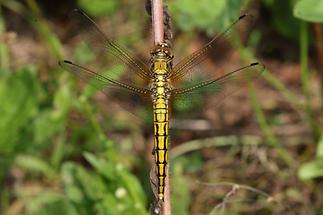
[73, 8, 86, 16]
[250, 62, 259, 66]
[58, 60, 73, 67]
[73, 8, 81, 13]
[238, 13, 255, 23]
[63, 60, 73, 64]
[250, 62, 266, 72]
[239, 14, 248, 20]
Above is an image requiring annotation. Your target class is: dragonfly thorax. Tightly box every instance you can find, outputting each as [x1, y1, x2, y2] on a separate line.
[150, 74, 172, 101]
[150, 43, 173, 101]
[150, 42, 173, 73]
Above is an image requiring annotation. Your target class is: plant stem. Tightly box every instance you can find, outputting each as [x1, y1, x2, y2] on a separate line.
[313, 23, 323, 124]
[300, 21, 320, 141]
[236, 32, 294, 165]
[0, 8, 9, 70]
[152, 0, 164, 45]
[26, 0, 63, 59]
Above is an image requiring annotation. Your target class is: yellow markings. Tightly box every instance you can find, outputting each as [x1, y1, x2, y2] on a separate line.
[158, 194, 164, 200]
[155, 107, 167, 113]
[159, 176, 165, 184]
[155, 98, 167, 108]
[159, 185, 164, 193]
[152, 86, 169, 202]
[150, 45, 173, 202]
[155, 150, 167, 164]
[156, 81, 164, 87]
[153, 61, 168, 75]
[155, 103, 166, 109]
[156, 113, 166, 122]
[158, 150, 166, 163]
[157, 87, 165, 94]
[157, 75, 164, 81]
[154, 122, 168, 135]
[159, 163, 165, 174]
[155, 150, 168, 163]
[154, 136, 168, 149]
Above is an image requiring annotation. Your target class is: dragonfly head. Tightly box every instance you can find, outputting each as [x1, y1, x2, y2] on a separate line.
[151, 42, 174, 61]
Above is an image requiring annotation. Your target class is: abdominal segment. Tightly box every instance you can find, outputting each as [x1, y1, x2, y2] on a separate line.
[153, 101, 169, 201]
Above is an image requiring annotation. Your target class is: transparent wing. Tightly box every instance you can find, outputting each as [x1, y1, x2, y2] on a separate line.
[59, 60, 153, 127]
[59, 60, 150, 95]
[172, 63, 263, 96]
[64, 9, 151, 81]
[59, 9, 154, 125]
[170, 14, 253, 82]
[170, 63, 265, 122]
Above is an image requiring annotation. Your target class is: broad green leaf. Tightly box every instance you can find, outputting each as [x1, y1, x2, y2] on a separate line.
[298, 159, 323, 180]
[294, 0, 323, 22]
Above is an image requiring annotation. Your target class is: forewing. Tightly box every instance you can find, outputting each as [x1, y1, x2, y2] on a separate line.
[59, 60, 150, 95]
[64, 9, 151, 81]
[60, 9, 154, 125]
[170, 14, 254, 83]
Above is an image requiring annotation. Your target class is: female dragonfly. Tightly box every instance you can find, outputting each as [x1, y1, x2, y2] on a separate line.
[59, 9, 264, 202]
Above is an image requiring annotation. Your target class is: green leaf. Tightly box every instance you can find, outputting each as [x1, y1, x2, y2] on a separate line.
[172, 160, 190, 215]
[83, 152, 147, 213]
[33, 199, 78, 215]
[269, 0, 301, 40]
[298, 159, 323, 180]
[78, 0, 118, 17]
[33, 110, 65, 146]
[0, 67, 41, 154]
[61, 160, 148, 215]
[294, 0, 323, 22]
[61, 163, 84, 203]
[15, 155, 56, 178]
[169, 0, 250, 34]
[33, 73, 72, 147]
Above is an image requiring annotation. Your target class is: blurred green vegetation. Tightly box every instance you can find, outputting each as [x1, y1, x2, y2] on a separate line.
[0, 0, 322, 214]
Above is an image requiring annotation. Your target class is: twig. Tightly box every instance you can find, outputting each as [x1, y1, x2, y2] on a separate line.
[151, 0, 164, 44]
[313, 23, 323, 114]
[197, 181, 297, 214]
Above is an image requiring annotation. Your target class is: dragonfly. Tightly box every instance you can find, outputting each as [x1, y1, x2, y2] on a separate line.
[59, 9, 264, 202]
